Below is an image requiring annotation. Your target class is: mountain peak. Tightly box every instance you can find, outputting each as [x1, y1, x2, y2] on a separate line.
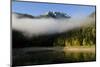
[42, 11, 71, 18]
[13, 11, 71, 19]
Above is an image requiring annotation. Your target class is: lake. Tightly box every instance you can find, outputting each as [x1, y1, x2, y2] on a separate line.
[12, 47, 96, 66]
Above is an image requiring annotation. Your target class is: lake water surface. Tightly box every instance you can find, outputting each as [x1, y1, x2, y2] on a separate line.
[12, 47, 96, 66]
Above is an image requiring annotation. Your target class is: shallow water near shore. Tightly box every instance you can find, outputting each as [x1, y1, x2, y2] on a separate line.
[12, 47, 96, 66]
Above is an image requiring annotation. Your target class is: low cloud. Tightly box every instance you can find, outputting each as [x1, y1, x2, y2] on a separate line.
[12, 13, 95, 37]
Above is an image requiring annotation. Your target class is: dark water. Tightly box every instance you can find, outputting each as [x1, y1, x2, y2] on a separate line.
[12, 47, 96, 66]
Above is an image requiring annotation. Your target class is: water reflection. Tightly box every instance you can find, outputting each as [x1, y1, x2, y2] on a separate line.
[12, 47, 96, 66]
[63, 50, 95, 62]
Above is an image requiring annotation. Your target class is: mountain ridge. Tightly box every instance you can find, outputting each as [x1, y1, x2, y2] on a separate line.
[13, 11, 71, 19]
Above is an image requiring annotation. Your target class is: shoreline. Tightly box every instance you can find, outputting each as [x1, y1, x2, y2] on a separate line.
[64, 46, 95, 52]
[13, 46, 95, 52]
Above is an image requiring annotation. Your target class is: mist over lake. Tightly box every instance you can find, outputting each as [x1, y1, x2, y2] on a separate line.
[12, 12, 95, 38]
[12, 1, 96, 66]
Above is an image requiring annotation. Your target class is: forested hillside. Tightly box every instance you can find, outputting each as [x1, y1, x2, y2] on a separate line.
[54, 23, 96, 47]
[12, 12, 95, 48]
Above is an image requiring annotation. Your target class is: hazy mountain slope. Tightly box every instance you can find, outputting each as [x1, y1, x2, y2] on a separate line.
[12, 11, 95, 48]
[12, 12, 71, 48]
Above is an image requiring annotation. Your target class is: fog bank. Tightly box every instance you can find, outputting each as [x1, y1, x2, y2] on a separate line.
[12, 13, 95, 37]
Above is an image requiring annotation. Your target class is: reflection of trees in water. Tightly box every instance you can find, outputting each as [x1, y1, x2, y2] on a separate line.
[13, 48, 96, 66]
[13, 50, 66, 66]
[64, 51, 96, 62]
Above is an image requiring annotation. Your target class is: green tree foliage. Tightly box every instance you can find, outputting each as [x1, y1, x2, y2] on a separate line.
[54, 23, 96, 47]
[12, 22, 96, 48]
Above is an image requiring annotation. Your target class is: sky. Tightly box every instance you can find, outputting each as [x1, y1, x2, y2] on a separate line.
[12, 1, 95, 18]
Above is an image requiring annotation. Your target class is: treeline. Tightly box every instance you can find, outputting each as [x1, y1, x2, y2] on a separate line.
[54, 23, 96, 47]
[12, 23, 96, 48]
[12, 30, 62, 48]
